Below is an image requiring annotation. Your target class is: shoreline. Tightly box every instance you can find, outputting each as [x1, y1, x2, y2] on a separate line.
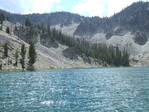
[0, 66, 144, 72]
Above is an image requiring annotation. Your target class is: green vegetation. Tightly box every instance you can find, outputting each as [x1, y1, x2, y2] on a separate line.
[0, 26, 2, 30]
[0, 62, 2, 70]
[0, 42, 37, 70]
[25, 17, 31, 27]
[14, 50, 19, 66]
[0, 13, 5, 25]
[54, 28, 129, 66]
[3, 43, 8, 57]
[20, 44, 26, 69]
[14, 26, 17, 31]
[28, 42, 36, 65]
[35, 25, 129, 67]
[0, 13, 5, 31]
[6, 27, 10, 34]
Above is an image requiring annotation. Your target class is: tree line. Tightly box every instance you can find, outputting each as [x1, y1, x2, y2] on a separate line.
[0, 13, 10, 33]
[0, 13, 5, 30]
[33, 20, 129, 67]
[0, 13, 5, 24]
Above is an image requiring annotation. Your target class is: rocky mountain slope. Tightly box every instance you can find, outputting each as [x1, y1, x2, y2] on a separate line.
[0, 10, 84, 36]
[0, 1, 149, 66]
[0, 21, 103, 70]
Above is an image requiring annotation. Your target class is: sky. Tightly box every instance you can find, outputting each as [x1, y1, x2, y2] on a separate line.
[0, 0, 148, 17]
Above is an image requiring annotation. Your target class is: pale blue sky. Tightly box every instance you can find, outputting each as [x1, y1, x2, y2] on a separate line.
[0, 0, 148, 17]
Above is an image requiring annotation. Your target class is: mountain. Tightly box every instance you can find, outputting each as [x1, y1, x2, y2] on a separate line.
[74, 2, 149, 66]
[0, 10, 84, 25]
[0, 1, 149, 67]
[75, 2, 149, 39]
[0, 21, 104, 70]
[0, 10, 85, 36]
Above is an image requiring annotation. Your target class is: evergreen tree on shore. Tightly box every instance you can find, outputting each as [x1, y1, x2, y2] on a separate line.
[28, 42, 36, 65]
[20, 44, 26, 69]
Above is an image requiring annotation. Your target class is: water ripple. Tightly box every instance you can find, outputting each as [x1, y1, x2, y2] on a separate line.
[0, 67, 149, 111]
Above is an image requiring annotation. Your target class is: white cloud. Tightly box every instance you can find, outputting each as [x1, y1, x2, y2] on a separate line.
[28, 0, 61, 14]
[0, 0, 61, 14]
[0, 0, 23, 13]
[72, 0, 149, 17]
[0, 0, 149, 16]
[72, 0, 107, 17]
[56, 6, 66, 10]
[107, 0, 140, 16]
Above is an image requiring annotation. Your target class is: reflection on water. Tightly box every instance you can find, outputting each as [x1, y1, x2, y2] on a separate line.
[0, 67, 149, 112]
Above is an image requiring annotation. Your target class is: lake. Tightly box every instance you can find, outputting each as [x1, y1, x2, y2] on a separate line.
[0, 67, 149, 112]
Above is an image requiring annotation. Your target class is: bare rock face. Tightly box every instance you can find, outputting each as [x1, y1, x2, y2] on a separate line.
[74, 2, 149, 39]
[133, 32, 148, 45]
[40, 33, 58, 48]
[14, 27, 39, 44]
[105, 32, 113, 40]
[62, 47, 81, 60]
[62, 47, 101, 65]
[74, 17, 104, 36]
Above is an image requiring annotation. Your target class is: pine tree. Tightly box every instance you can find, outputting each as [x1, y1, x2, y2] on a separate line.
[25, 17, 31, 27]
[0, 14, 5, 25]
[123, 50, 129, 66]
[28, 42, 36, 65]
[14, 50, 19, 66]
[0, 25, 2, 30]
[0, 60, 2, 70]
[3, 43, 8, 57]
[41, 22, 45, 33]
[6, 27, 10, 34]
[0, 63, 2, 70]
[21, 44, 26, 59]
[47, 23, 51, 35]
[20, 44, 26, 69]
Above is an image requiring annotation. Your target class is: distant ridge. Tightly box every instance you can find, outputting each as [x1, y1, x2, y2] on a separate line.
[0, 1, 149, 66]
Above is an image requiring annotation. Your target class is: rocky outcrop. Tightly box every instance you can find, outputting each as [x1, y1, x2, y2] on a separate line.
[62, 47, 81, 60]
[14, 27, 39, 44]
[74, 2, 149, 37]
[133, 32, 148, 45]
[40, 33, 58, 48]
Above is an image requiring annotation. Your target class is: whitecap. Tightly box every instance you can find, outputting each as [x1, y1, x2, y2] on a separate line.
[41, 101, 54, 105]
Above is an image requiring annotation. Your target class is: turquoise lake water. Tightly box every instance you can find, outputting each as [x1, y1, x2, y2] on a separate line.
[0, 67, 149, 112]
